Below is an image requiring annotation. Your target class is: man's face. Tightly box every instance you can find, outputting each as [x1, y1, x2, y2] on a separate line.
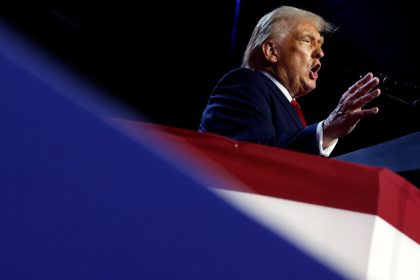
[274, 20, 324, 98]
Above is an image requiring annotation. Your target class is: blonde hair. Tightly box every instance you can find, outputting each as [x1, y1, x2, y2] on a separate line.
[242, 6, 336, 69]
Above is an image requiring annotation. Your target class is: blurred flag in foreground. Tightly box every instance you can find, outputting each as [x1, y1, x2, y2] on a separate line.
[1, 21, 419, 280]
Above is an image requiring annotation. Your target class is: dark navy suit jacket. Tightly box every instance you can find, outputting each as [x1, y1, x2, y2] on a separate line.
[199, 68, 320, 155]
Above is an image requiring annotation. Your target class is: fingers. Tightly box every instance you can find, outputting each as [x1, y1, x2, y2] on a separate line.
[352, 106, 379, 120]
[342, 73, 381, 111]
[354, 88, 381, 108]
[347, 72, 373, 94]
[325, 71, 381, 139]
[353, 76, 380, 99]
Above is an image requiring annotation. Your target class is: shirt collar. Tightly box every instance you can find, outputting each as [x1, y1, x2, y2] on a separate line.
[259, 71, 293, 102]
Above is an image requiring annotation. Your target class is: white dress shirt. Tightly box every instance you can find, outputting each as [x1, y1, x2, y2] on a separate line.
[260, 71, 338, 157]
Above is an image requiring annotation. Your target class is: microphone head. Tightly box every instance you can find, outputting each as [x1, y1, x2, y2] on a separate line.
[376, 73, 420, 108]
[378, 73, 399, 91]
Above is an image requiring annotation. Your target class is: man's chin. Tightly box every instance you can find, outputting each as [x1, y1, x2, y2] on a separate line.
[304, 81, 316, 93]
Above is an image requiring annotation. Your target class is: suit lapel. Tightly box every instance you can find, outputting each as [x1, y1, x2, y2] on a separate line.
[256, 71, 303, 128]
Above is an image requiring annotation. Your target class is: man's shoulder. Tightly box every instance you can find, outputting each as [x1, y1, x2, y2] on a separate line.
[218, 67, 268, 85]
[211, 68, 283, 104]
[222, 67, 261, 78]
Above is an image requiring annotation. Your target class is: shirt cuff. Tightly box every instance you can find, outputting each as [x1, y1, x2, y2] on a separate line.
[316, 121, 338, 157]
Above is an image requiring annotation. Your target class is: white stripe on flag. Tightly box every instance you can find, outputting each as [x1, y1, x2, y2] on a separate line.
[213, 188, 420, 280]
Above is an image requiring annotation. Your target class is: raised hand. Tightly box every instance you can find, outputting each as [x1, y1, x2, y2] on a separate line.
[323, 72, 381, 147]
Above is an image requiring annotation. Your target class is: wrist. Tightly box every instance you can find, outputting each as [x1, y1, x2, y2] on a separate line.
[322, 120, 337, 147]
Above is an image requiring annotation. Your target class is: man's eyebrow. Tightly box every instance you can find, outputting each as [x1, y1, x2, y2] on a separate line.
[301, 33, 324, 44]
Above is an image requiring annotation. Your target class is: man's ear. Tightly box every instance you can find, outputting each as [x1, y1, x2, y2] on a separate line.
[261, 41, 278, 63]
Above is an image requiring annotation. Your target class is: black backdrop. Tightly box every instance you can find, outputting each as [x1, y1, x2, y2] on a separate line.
[2, 1, 420, 156]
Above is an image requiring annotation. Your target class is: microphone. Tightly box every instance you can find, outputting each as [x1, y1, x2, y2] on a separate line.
[377, 73, 420, 108]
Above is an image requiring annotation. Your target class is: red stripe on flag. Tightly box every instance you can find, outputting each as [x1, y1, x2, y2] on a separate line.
[111, 119, 420, 244]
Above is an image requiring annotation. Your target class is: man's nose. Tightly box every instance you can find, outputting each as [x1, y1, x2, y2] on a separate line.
[313, 46, 324, 59]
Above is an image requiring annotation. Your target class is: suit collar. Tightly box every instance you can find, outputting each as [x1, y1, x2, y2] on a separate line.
[254, 69, 304, 128]
[258, 71, 293, 102]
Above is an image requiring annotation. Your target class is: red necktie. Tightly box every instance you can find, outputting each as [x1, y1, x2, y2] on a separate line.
[290, 99, 307, 127]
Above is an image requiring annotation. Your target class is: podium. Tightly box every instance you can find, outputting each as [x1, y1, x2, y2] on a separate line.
[335, 131, 420, 188]
[115, 119, 420, 280]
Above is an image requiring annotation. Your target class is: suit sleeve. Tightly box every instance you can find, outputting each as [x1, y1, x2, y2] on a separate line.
[199, 69, 320, 155]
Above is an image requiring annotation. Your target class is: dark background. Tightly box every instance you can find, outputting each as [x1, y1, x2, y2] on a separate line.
[2, 1, 420, 156]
